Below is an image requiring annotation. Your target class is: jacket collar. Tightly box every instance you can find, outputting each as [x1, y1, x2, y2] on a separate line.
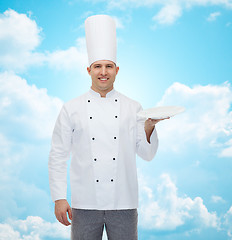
[89, 88, 117, 98]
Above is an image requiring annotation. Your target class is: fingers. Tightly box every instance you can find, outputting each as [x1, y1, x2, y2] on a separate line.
[56, 211, 71, 226]
[61, 212, 71, 226]
[150, 117, 170, 121]
[147, 118, 159, 126]
[147, 117, 170, 124]
[68, 207, 72, 221]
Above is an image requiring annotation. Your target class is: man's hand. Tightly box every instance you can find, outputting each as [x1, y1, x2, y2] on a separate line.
[55, 199, 72, 226]
[145, 117, 170, 143]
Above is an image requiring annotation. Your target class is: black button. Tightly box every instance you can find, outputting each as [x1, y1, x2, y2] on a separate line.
[72, 129, 75, 132]
[90, 117, 92, 119]
[113, 158, 115, 160]
[96, 180, 99, 182]
[115, 116, 118, 118]
[88, 100, 90, 102]
[94, 158, 97, 161]
[115, 99, 117, 102]
[92, 137, 95, 140]
[114, 137, 117, 139]
[111, 179, 114, 182]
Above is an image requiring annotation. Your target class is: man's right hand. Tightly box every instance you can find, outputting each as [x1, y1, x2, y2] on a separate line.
[54, 199, 72, 226]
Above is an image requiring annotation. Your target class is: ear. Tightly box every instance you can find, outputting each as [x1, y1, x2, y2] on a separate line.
[116, 66, 119, 75]
[87, 67, 91, 75]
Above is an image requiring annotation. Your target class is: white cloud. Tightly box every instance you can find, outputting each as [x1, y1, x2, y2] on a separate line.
[0, 215, 109, 240]
[211, 195, 225, 203]
[0, 216, 107, 240]
[153, 4, 182, 25]
[0, 9, 45, 71]
[0, 132, 27, 184]
[0, 71, 64, 220]
[139, 173, 219, 231]
[47, 37, 88, 73]
[0, 71, 63, 139]
[224, 206, 232, 239]
[0, 224, 20, 239]
[156, 82, 232, 156]
[0, 216, 70, 240]
[187, 0, 232, 9]
[0, 71, 65, 221]
[207, 11, 221, 21]
[0, 9, 41, 52]
[86, 0, 232, 25]
[98, 0, 232, 9]
[112, 16, 125, 29]
[0, 133, 52, 220]
[0, 9, 88, 72]
[220, 139, 232, 157]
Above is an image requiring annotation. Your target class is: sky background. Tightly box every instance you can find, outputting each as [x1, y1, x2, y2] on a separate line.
[0, 0, 232, 239]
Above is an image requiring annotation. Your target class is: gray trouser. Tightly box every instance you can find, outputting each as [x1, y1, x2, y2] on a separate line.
[71, 208, 138, 240]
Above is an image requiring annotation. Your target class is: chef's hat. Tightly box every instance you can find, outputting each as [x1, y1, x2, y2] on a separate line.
[85, 15, 117, 66]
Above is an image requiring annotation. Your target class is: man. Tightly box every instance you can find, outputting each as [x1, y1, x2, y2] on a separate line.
[48, 15, 165, 240]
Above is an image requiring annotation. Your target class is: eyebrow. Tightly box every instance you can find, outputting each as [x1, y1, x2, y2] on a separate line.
[92, 63, 114, 67]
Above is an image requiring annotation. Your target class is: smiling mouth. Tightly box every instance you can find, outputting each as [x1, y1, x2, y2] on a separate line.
[98, 78, 108, 81]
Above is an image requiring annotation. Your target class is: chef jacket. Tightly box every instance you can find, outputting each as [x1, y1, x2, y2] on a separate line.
[48, 88, 158, 210]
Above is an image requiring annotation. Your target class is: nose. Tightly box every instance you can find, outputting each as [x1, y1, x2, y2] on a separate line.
[101, 66, 107, 76]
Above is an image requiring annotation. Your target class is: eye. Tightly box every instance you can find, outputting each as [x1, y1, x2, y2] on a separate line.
[94, 65, 101, 68]
[107, 65, 113, 68]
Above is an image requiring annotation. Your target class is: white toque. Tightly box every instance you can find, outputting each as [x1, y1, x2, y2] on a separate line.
[85, 15, 117, 66]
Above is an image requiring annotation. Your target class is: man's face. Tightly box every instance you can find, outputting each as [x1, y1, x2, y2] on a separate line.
[87, 60, 119, 96]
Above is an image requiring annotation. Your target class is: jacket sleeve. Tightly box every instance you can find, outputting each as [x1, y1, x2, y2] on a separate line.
[48, 105, 72, 202]
[136, 105, 159, 161]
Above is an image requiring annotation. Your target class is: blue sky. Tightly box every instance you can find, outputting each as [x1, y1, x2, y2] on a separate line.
[0, 0, 232, 239]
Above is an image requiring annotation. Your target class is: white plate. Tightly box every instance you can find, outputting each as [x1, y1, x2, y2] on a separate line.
[137, 106, 185, 119]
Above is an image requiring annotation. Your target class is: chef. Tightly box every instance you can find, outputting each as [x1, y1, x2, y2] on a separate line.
[48, 15, 166, 240]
